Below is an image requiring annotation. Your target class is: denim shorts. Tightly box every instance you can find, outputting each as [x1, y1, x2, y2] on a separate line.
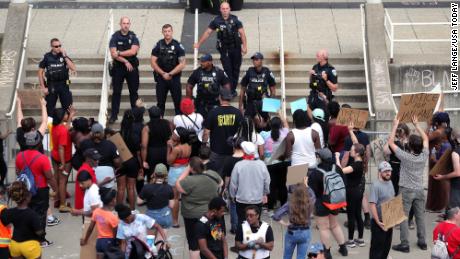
[168, 166, 186, 186]
[146, 206, 172, 229]
[96, 238, 115, 254]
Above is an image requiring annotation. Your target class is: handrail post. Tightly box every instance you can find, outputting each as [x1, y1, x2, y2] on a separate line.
[390, 23, 394, 63]
[98, 9, 113, 127]
[360, 4, 375, 117]
[279, 9, 286, 118]
[193, 8, 199, 69]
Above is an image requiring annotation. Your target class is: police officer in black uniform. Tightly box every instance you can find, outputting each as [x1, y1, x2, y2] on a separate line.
[109, 16, 140, 124]
[194, 2, 247, 96]
[151, 24, 186, 116]
[308, 49, 338, 114]
[186, 54, 231, 119]
[239, 52, 276, 121]
[38, 38, 76, 115]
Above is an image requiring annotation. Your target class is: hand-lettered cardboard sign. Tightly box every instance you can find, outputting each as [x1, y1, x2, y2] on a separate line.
[381, 195, 407, 231]
[287, 163, 309, 185]
[429, 149, 453, 177]
[108, 133, 133, 162]
[18, 89, 42, 109]
[371, 135, 388, 164]
[80, 220, 98, 259]
[397, 93, 440, 123]
[336, 108, 369, 129]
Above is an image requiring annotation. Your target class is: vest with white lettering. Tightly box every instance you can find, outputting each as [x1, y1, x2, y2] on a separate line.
[0, 205, 11, 247]
[239, 221, 270, 259]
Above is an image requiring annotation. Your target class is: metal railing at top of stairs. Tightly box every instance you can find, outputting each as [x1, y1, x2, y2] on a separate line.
[98, 9, 114, 127]
[279, 9, 286, 118]
[360, 4, 375, 118]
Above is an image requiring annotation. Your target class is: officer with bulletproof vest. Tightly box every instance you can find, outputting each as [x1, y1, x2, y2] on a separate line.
[151, 24, 186, 116]
[38, 38, 76, 115]
[194, 2, 247, 96]
[308, 49, 338, 113]
[186, 54, 231, 119]
[109, 16, 140, 124]
[239, 52, 276, 120]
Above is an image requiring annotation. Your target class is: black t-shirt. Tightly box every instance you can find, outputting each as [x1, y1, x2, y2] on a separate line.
[195, 216, 226, 259]
[139, 183, 174, 210]
[344, 130, 370, 165]
[235, 222, 274, 259]
[1, 207, 42, 242]
[223, 156, 243, 178]
[452, 147, 460, 188]
[16, 127, 45, 154]
[204, 106, 243, 155]
[346, 161, 364, 188]
[80, 139, 119, 167]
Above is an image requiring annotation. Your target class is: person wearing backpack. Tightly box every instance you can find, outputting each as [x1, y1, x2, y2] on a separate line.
[173, 98, 204, 156]
[368, 161, 395, 259]
[432, 207, 460, 259]
[15, 130, 58, 248]
[308, 148, 347, 259]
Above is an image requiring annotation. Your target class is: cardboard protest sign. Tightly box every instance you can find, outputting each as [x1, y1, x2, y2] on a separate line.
[381, 195, 407, 231]
[287, 163, 309, 185]
[429, 149, 453, 176]
[108, 133, 133, 162]
[397, 93, 440, 123]
[371, 135, 388, 164]
[336, 108, 369, 129]
[262, 98, 281, 113]
[80, 221, 98, 259]
[18, 89, 42, 109]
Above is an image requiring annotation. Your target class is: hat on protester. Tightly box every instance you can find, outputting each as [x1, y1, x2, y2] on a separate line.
[378, 161, 393, 172]
[180, 98, 195, 115]
[91, 123, 104, 134]
[312, 108, 326, 122]
[219, 87, 233, 100]
[24, 130, 41, 147]
[83, 148, 102, 161]
[154, 163, 168, 177]
[200, 54, 213, 62]
[433, 112, 450, 124]
[251, 52, 264, 60]
[308, 243, 324, 255]
[315, 148, 333, 161]
[241, 141, 256, 155]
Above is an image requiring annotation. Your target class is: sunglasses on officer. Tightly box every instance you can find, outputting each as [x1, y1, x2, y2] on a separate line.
[52, 45, 62, 48]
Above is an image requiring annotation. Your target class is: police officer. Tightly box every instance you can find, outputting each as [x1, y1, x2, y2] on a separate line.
[38, 38, 76, 115]
[194, 2, 247, 96]
[186, 54, 231, 119]
[239, 52, 276, 121]
[109, 16, 140, 124]
[308, 49, 338, 113]
[151, 24, 186, 116]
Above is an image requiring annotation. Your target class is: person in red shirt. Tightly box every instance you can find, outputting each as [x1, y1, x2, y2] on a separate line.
[433, 207, 460, 259]
[15, 130, 58, 247]
[327, 102, 349, 153]
[51, 107, 75, 213]
[74, 148, 100, 210]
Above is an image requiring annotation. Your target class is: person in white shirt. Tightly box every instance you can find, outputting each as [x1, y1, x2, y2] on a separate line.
[173, 98, 204, 139]
[238, 116, 265, 159]
[71, 170, 102, 217]
[311, 108, 328, 148]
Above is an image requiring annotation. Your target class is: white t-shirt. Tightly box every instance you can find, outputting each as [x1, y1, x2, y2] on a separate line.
[84, 184, 102, 212]
[173, 113, 204, 141]
[116, 214, 155, 242]
[311, 122, 325, 148]
[95, 166, 115, 189]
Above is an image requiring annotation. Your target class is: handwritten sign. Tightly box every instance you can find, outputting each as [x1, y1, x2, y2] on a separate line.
[108, 133, 133, 162]
[371, 135, 388, 164]
[18, 89, 42, 109]
[397, 93, 440, 123]
[287, 163, 309, 185]
[381, 195, 407, 231]
[336, 108, 369, 129]
[429, 149, 453, 176]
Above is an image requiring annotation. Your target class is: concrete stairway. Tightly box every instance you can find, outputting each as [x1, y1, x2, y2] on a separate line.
[24, 54, 367, 128]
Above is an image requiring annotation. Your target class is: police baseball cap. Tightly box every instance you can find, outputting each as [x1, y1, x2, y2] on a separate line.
[91, 123, 104, 134]
[200, 54, 213, 62]
[378, 161, 393, 172]
[251, 52, 264, 60]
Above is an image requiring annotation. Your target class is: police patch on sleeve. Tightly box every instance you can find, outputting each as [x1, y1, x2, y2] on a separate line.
[179, 44, 185, 50]
[332, 69, 337, 76]
[270, 72, 275, 79]
[223, 71, 228, 77]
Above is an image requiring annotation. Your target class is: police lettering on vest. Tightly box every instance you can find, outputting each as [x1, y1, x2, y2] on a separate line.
[40, 53, 69, 82]
[210, 15, 243, 51]
[245, 67, 272, 101]
[110, 30, 140, 66]
[240, 221, 270, 259]
[197, 68, 222, 102]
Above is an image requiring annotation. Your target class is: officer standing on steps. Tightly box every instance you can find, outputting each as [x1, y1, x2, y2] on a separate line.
[186, 54, 231, 119]
[38, 38, 76, 115]
[151, 24, 186, 116]
[308, 49, 338, 114]
[194, 2, 247, 96]
[239, 52, 276, 121]
[109, 16, 140, 124]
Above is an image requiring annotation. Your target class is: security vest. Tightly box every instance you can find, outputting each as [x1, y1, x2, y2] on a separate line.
[239, 221, 270, 259]
[45, 53, 69, 82]
[216, 15, 241, 50]
[246, 67, 270, 101]
[196, 67, 221, 103]
[157, 39, 180, 72]
[113, 30, 138, 66]
[0, 205, 11, 247]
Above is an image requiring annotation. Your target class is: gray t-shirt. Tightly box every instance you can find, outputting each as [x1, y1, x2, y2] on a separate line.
[395, 147, 429, 190]
[368, 180, 395, 221]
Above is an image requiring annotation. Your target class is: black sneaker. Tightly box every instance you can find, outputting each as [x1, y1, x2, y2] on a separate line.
[417, 242, 427, 250]
[345, 240, 356, 248]
[324, 247, 332, 259]
[339, 244, 348, 256]
[108, 116, 117, 124]
[47, 216, 60, 227]
[354, 239, 365, 247]
[392, 243, 410, 253]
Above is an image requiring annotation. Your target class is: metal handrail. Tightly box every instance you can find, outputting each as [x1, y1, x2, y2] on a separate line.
[5, 4, 33, 118]
[279, 9, 286, 118]
[98, 9, 113, 127]
[360, 4, 375, 117]
[193, 8, 198, 69]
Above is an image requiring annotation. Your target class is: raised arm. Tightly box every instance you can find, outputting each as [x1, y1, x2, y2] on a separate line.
[38, 98, 48, 136]
[387, 116, 400, 153]
[412, 115, 428, 149]
[16, 97, 23, 128]
[348, 122, 359, 144]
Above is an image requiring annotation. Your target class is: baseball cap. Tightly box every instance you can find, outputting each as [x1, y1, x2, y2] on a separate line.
[24, 130, 41, 147]
[433, 112, 450, 124]
[220, 87, 233, 100]
[315, 148, 332, 161]
[240, 141, 256, 155]
[312, 108, 325, 122]
[200, 54, 213, 62]
[91, 123, 104, 134]
[308, 242, 324, 255]
[83, 148, 102, 161]
[251, 52, 264, 60]
[378, 161, 393, 172]
[154, 163, 168, 177]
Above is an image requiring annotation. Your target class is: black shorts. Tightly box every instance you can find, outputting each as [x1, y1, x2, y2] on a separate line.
[118, 157, 139, 179]
[314, 200, 339, 217]
[183, 217, 199, 251]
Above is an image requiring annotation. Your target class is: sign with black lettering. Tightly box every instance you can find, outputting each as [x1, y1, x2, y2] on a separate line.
[336, 108, 369, 129]
[397, 93, 439, 123]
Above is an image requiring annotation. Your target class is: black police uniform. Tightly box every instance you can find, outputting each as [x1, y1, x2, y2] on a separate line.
[109, 30, 140, 120]
[39, 52, 73, 115]
[308, 62, 338, 111]
[208, 15, 243, 93]
[240, 66, 276, 118]
[187, 66, 230, 119]
[151, 39, 185, 116]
